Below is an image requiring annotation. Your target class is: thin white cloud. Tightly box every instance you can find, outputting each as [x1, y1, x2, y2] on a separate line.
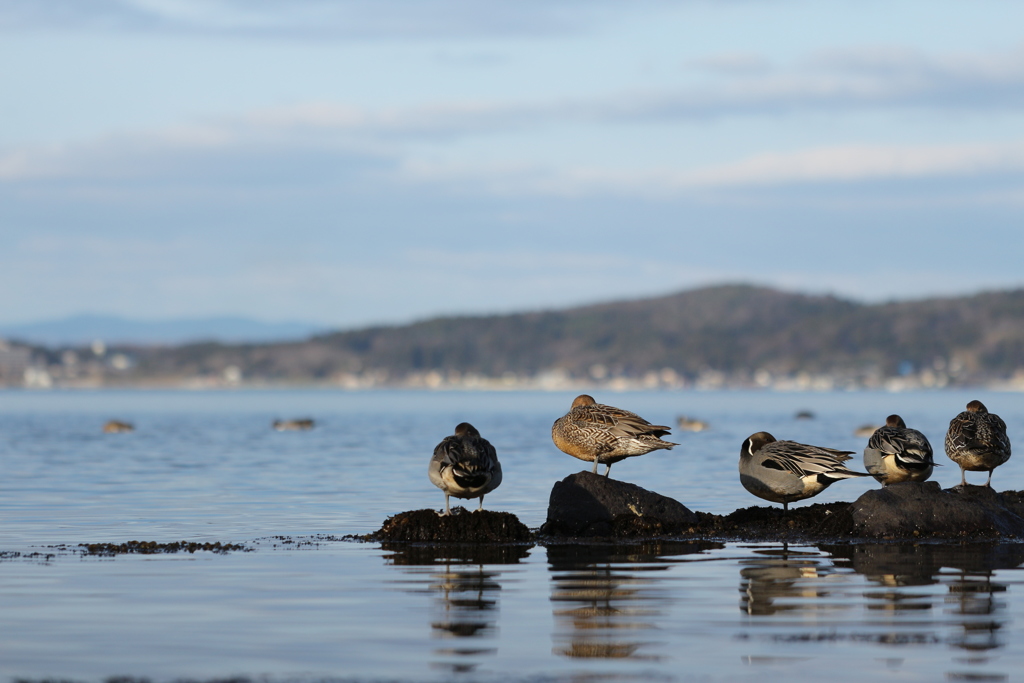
[4, 119, 1024, 202]
[0, 0, 630, 38]
[398, 142, 1024, 197]
[686, 143, 1024, 186]
[237, 46, 1024, 134]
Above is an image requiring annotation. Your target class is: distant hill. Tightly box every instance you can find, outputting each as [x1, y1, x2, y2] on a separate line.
[0, 314, 325, 347]
[112, 284, 1024, 388]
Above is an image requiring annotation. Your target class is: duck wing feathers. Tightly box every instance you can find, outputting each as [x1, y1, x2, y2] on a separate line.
[760, 441, 863, 480]
[572, 404, 672, 439]
[432, 430, 500, 490]
[869, 425, 934, 470]
[946, 410, 1011, 459]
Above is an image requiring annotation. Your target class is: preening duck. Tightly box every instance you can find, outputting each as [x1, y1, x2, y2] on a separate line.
[739, 431, 868, 511]
[863, 414, 935, 485]
[551, 394, 677, 477]
[945, 400, 1011, 487]
[429, 422, 502, 515]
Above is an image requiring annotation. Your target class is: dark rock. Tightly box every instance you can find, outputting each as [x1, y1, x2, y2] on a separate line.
[849, 482, 1024, 539]
[687, 502, 853, 541]
[369, 508, 532, 543]
[541, 471, 699, 537]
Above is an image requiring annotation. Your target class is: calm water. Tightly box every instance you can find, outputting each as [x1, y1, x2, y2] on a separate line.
[2, 389, 1024, 682]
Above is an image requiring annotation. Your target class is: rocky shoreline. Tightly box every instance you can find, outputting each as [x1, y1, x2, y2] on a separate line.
[367, 472, 1024, 545]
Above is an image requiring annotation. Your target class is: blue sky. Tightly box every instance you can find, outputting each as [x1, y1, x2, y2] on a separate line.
[2, 0, 1024, 329]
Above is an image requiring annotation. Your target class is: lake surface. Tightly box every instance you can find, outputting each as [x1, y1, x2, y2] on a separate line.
[3, 388, 1024, 682]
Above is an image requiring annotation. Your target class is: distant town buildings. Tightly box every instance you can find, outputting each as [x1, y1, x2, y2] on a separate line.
[0, 341, 31, 385]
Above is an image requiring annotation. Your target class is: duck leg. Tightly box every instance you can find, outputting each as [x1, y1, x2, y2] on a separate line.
[604, 463, 613, 477]
[591, 459, 599, 474]
[986, 469, 994, 488]
[960, 467, 967, 487]
[440, 493, 451, 516]
[476, 495, 485, 512]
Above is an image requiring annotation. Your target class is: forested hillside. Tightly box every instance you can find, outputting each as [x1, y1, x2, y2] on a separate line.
[91, 284, 1024, 389]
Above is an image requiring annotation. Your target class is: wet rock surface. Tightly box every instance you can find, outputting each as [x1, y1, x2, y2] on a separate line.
[690, 502, 856, 541]
[538, 472, 1024, 542]
[541, 471, 700, 537]
[368, 508, 533, 543]
[848, 482, 1024, 539]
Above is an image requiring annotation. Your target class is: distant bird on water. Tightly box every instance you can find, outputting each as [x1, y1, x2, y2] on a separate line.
[945, 400, 1011, 487]
[676, 415, 710, 432]
[102, 420, 134, 434]
[273, 418, 315, 431]
[863, 415, 935, 485]
[739, 432, 868, 511]
[429, 422, 502, 516]
[551, 394, 677, 477]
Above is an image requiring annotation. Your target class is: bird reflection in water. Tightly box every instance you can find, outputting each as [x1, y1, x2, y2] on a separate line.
[825, 542, 1024, 680]
[382, 543, 530, 674]
[548, 541, 722, 660]
[739, 545, 840, 616]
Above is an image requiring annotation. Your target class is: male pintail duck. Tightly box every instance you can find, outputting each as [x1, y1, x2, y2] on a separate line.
[739, 432, 868, 511]
[429, 422, 502, 515]
[945, 400, 1011, 487]
[863, 414, 935, 485]
[552, 394, 677, 477]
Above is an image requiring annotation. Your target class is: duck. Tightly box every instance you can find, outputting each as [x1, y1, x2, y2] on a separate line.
[272, 418, 315, 431]
[102, 420, 134, 434]
[853, 424, 881, 438]
[739, 432, 868, 511]
[945, 400, 1011, 487]
[429, 422, 502, 515]
[551, 394, 677, 477]
[676, 415, 710, 432]
[863, 415, 935, 485]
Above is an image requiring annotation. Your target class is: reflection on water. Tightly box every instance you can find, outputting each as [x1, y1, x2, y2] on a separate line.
[547, 541, 723, 660]
[831, 543, 1024, 665]
[382, 543, 530, 674]
[739, 543, 1024, 682]
[739, 546, 842, 616]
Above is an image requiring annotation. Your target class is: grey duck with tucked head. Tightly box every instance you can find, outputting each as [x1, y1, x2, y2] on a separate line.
[863, 414, 935, 485]
[429, 422, 502, 516]
[945, 400, 1011, 487]
[739, 431, 868, 511]
[551, 394, 677, 477]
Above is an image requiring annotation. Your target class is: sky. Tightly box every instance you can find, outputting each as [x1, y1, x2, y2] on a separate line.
[2, 0, 1024, 330]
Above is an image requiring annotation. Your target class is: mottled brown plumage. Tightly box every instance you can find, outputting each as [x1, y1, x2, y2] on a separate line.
[551, 394, 677, 477]
[945, 400, 1011, 487]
